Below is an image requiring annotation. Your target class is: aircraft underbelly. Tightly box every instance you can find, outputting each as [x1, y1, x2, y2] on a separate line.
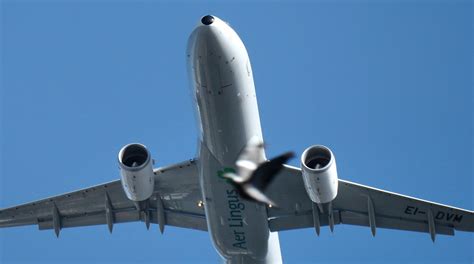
[199, 144, 274, 262]
[187, 23, 282, 263]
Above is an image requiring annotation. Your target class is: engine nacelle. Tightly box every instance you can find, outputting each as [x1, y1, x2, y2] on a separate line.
[301, 145, 338, 204]
[118, 143, 155, 202]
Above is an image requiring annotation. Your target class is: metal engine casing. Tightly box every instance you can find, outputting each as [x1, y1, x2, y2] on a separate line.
[118, 143, 155, 201]
[301, 145, 338, 204]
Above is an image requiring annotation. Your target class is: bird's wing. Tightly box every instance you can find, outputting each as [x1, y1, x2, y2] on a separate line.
[235, 136, 266, 181]
[249, 152, 294, 191]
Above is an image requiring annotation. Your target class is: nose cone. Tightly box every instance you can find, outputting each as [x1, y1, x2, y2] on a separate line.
[187, 15, 247, 68]
[201, 15, 214, 25]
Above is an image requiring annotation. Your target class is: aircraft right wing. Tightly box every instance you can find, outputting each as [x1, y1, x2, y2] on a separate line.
[266, 165, 473, 240]
[0, 159, 207, 236]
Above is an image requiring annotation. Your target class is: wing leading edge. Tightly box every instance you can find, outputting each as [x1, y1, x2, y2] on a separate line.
[266, 165, 473, 241]
[0, 159, 207, 236]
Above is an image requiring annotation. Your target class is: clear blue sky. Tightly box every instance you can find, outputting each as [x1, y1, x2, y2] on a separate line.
[1, 1, 472, 263]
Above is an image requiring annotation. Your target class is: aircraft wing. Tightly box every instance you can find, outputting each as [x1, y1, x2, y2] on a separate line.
[0, 159, 207, 236]
[266, 165, 473, 240]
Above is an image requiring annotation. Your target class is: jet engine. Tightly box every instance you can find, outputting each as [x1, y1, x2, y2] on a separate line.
[118, 143, 155, 202]
[301, 145, 338, 204]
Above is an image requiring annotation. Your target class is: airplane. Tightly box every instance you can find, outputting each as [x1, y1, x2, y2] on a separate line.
[0, 14, 473, 264]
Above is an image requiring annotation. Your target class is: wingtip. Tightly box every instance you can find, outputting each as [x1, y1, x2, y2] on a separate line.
[284, 151, 295, 159]
[243, 184, 277, 207]
[269, 202, 279, 209]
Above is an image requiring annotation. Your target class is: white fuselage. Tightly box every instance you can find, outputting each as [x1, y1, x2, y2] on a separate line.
[186, 17, 283, 263]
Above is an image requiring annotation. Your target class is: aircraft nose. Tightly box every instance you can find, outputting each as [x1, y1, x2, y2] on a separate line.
[201, 15, 215, 25]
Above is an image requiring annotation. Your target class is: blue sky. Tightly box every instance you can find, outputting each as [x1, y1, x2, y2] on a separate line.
[1, 1, 472, 263]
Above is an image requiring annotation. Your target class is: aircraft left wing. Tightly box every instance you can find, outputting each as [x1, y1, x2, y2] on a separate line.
[266, 165, 473, 240]
[0, 159, 207, 236]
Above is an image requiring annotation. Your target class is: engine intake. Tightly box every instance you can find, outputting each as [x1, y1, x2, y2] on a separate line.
[301, 145, 338, 204]
[118, 143, 155, 202]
